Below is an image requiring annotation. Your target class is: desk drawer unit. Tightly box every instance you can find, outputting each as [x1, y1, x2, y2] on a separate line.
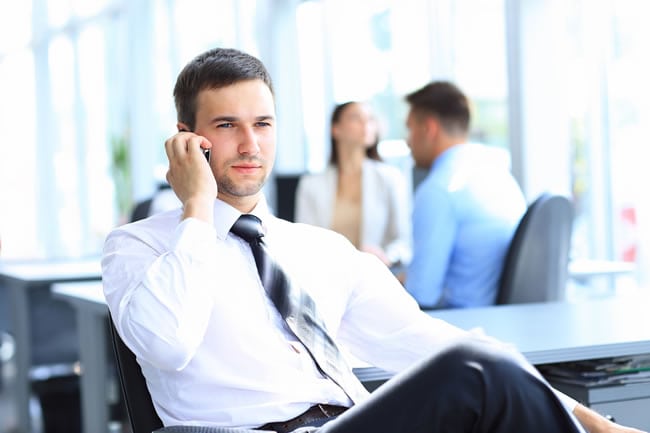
[549, 380, 650, 431]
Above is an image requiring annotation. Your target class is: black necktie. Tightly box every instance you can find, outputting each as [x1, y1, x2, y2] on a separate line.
[230, 214, 369, 403]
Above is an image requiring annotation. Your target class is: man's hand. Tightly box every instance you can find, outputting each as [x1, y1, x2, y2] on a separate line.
[574, 403, 647, 433]
[164, 131, 216, 224]
[360, 245, 391, 266]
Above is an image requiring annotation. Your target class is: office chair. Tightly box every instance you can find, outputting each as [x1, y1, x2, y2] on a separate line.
[274, 174, 303, 222]
[496, 193, 574, 305]
[108, 316, 271, 433]
[130, 198, 153, 222]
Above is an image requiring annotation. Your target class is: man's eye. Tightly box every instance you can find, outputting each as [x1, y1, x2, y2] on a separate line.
[256, 121, 272, 127]
[217, 122, 233, 128]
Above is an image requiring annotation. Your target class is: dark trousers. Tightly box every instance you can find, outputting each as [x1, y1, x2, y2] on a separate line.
[317, 339, 584, 433]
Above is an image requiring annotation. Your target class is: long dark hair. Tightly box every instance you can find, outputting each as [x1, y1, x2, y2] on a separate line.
[328, 101, 382, 166]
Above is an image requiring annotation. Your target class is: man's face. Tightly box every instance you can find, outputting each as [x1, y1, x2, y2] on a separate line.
[193, 79, 276, 204]
[405, 109, 433, 169]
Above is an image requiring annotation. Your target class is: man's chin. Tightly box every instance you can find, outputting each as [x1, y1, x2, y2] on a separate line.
[218, 183, 265, 198]
[217, 173, 269, 197]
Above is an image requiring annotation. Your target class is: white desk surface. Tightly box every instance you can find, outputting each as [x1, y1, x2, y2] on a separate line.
[568, 259, 636, 279]
[52, 279, 106, 305]
[0, 257, 102, 283]
[52, 281, 650, 366]
[430, 296, 650, 364]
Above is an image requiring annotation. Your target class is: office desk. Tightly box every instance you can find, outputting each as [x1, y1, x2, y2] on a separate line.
[51, 280, 111, 433]
[0, 258, 102, 433]
[52, 281, 650, 432]
[568, 259, 636, 296]
[355, 296, 650, 387]
[568, 259, 636, 281]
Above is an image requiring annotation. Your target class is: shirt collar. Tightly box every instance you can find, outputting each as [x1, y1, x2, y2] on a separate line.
[213, 195, 273, 240]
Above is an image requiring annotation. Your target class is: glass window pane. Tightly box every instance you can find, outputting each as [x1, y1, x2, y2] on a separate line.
[296, 1, 327, 171]
[297, 0, 508, 172]
[49, 35, 82, 256]
[0, 0, 32, 54]
[72, 0, 109, 18]
[78, 23, 115, 253]
[47, 0, 72, 28]
[607, 1, 650, 289]
[452, 0, 508, 148]
[171, 0, 237, 64]
[0, 51, 39, 258]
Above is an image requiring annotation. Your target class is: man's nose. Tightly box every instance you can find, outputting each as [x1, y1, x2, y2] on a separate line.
[238, 127, 260, 155]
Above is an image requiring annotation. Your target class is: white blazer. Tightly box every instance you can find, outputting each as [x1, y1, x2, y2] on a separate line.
[294, 159, 412, 265]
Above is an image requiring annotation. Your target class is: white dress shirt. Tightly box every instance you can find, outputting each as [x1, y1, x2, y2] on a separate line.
[102, 195, 576, 428]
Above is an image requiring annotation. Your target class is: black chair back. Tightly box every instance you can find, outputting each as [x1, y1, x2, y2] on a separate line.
[497, 193, 574, 304]
[130, 198, 153, 222]
[108, 316, 163, 433]
[274, 174, 302, 222]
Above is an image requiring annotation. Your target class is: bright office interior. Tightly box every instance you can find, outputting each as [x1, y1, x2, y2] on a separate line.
[1, 0, 650, 302]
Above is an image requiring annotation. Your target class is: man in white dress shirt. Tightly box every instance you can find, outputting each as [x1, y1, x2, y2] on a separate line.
[101, 47, 644, 433]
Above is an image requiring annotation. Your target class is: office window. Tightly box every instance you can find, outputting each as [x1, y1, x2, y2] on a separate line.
[296, 0, 508, 171]
[559, 0, 650, 294]
[0, 0, 264, 260]
[451, 0, 508, 149]
[0, 51, 39, 258]
[78, 24, 114, 251]
[48, 35, 83, 255]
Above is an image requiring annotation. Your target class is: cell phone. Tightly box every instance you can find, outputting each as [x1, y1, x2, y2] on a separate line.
[180, 128, 210, 162]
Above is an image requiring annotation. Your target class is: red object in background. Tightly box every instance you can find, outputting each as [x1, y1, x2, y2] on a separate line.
[620, 206, 637, 262]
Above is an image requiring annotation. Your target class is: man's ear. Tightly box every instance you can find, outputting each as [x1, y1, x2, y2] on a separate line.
[177, 122, 191, 132]
[424, 116, 440, 140]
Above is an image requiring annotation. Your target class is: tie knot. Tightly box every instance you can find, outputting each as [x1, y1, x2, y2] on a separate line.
[230, 214, 264, 244]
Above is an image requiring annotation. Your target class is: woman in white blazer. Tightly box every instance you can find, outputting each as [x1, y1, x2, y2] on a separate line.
[295, 101, 412, 267]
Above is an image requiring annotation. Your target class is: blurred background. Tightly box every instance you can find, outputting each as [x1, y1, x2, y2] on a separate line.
[1, 0, 650, 301]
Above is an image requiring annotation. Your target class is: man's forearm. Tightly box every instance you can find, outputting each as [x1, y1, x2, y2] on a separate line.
[573, 403, 647, 433]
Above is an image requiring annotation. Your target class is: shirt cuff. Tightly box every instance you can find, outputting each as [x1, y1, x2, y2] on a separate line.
[554, 388, 579, 413]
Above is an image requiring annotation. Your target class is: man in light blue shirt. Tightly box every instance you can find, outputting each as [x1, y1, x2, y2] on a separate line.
[404, 81, 527, 309]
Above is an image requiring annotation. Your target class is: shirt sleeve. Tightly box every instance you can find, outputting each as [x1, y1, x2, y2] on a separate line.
[405, 183, 456, 308]
[102, 218, 220, 371]
[336, 251, 469, 373]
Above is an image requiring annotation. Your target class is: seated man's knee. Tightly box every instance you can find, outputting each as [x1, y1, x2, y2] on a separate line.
[424, 337, 524, 385]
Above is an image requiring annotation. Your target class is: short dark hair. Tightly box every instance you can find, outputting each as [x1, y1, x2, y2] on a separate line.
[173, 48, 274, 130]
[328, 101, 381, 166]
[405, 81, 470, 135]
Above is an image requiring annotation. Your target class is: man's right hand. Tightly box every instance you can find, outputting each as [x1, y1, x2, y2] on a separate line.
[164, 131, 216, 224]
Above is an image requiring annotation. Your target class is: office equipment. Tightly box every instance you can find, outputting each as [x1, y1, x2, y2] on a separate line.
[497, 193, 573, 304]
[51, 278, 115, 433]
[0, 257, 101, 433]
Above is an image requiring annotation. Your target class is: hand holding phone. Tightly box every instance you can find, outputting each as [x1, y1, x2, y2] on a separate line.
[166, 129, 217, 222]
[179, 128, 210, 162]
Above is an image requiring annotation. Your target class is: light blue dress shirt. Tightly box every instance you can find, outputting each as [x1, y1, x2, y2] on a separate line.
[405, 143, 527, 309]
